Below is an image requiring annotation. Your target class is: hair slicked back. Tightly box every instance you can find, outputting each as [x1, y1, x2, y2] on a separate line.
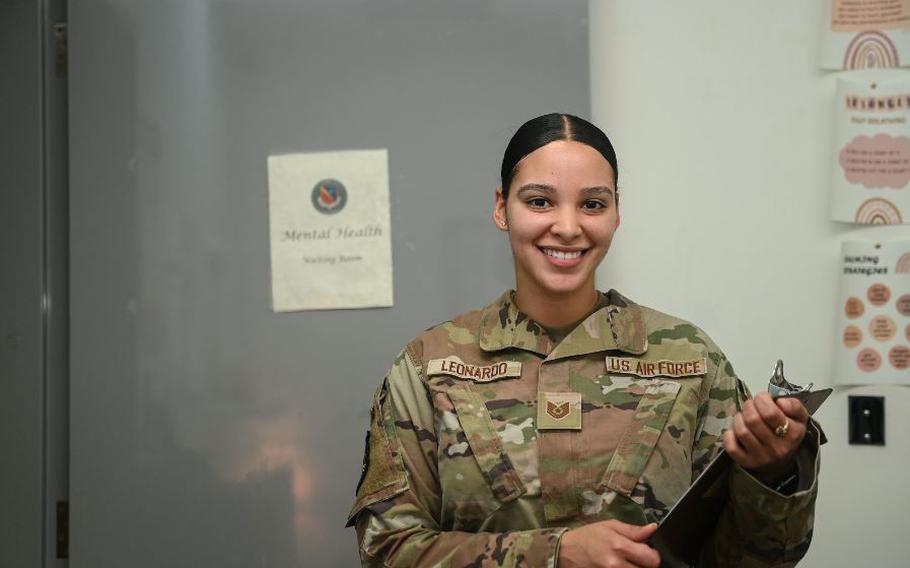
[500, 113, 618, 198]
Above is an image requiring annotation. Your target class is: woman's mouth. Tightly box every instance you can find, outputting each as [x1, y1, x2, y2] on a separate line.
[540, 247, 587, 267]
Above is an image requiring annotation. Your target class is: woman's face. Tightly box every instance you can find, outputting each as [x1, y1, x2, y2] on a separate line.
[493, 140, 619, 299]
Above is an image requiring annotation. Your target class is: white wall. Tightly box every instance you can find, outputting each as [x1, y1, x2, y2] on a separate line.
[590, 2, 910, 565]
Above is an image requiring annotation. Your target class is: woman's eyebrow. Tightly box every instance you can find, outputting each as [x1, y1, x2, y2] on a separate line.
[515, 184, 615, 197]
[581, 186, 615, 197]
[515, 183, 555, 196]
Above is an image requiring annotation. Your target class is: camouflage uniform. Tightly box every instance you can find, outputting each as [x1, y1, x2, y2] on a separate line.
[347, 290, 822, 567]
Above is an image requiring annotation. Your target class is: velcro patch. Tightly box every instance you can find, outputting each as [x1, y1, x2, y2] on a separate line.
[606, 356, 707, 378]
[427, 356, 521, 382]
[537, 391, 582, 430]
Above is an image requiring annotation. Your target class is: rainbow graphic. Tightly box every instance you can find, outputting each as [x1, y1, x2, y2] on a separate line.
[855, 198, 903, 224]
[897, 252, 910, 273]
[843, 31, 900, 69]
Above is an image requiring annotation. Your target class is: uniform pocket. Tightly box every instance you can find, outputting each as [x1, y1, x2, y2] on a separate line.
[601, 380, 682, 496]
[445, 386, 526, 505]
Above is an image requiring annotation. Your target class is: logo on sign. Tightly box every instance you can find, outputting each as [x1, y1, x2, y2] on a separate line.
[311, 179, 347, 214]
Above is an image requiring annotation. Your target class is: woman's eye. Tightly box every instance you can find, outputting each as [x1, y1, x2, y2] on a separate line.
[527, 198, 550, 209]
[583, 200, 607, 210]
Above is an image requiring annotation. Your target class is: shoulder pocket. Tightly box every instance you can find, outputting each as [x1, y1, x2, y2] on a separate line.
[346, 379, 409, 527]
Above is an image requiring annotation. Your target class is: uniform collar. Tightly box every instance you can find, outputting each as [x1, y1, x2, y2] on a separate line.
[478, 290, 649, 359]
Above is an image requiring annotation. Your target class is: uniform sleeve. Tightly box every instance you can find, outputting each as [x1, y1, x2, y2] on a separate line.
[691, 353, 821, 568]
[346, 349, 566, 567]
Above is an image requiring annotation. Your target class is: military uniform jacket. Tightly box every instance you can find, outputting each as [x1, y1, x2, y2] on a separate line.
[348, 291, 822, 567]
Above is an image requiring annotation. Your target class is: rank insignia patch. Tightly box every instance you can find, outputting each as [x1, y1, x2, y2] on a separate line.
[537, 391, 582, 430]
[547, 400, 570, 420]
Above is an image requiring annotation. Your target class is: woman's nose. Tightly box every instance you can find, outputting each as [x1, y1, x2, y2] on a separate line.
[549, 207, 582, 239]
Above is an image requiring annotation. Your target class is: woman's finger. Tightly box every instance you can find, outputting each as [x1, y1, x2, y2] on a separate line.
[609, 521, 656, 541]
[733, 412, 767, 457]
[739, 401, 777, 448]
[724, 429, 755, 469]
[775, 396, 810, 423]
[621, 540, 661, 568]
[753, 393, 789, 436]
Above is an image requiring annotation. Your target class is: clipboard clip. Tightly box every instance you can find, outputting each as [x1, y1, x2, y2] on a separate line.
[767, 359, 813, 397]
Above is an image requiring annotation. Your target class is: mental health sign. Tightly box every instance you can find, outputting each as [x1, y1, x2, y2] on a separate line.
[834, 240, 910, 385]
[831, 77, 910, 224]
[267, 149, 393, 311]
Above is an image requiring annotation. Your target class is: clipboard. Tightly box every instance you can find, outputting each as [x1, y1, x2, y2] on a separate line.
[647, 383, 832, 568]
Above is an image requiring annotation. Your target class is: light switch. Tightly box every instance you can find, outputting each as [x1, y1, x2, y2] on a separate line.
[848, 396, 884, 446]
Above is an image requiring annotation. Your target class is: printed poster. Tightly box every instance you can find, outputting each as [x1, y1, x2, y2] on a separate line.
[820, 0, 910, 69]
[834, 240, 910, 385]
[267, 149, 393, 311]
[831, 77, 910, 224]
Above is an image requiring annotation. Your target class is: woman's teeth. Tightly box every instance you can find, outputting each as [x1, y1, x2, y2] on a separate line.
[542, 248, 583, 260]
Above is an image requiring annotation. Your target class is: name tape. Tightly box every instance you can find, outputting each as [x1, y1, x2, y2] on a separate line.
[606, 356, 707, 378]
[427, 357, 522, 382]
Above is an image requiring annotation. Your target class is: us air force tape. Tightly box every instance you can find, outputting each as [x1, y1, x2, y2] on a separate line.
[605, 356, 707, 378]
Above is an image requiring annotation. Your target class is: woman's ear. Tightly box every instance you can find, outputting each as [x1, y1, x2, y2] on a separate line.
[614, 189, 621, 229]
[493, 187, 508, 231]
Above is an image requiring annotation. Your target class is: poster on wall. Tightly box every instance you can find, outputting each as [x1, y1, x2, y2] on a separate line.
[267, 149, 393, 311]
[834, 240, 910, 385]
[831, 77, 910, 224]
[820, 0, 910, 69]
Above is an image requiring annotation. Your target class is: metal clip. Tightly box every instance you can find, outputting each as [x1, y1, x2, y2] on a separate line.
[767, 360, 812, 397]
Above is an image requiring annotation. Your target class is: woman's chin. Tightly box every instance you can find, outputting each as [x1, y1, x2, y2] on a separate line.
[533, 276, 593, 298]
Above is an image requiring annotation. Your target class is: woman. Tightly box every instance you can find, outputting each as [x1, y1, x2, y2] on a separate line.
[346, 114, 821, 567]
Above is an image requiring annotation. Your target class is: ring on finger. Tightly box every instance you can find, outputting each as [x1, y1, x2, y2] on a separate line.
[774, 418, 790, 438]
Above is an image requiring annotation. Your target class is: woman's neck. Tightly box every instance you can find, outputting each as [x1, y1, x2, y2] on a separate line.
[513, 284, 600, 329]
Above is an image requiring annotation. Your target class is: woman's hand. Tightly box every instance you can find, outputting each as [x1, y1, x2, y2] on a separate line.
[557, 520, 660, 568]
[723, 392, 809, 485]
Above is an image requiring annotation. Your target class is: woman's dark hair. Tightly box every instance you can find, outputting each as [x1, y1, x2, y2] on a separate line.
[500, 113, 618, 199]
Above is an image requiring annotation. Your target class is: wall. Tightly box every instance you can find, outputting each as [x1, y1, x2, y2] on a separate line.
[68, 2, 589, 566]
[590, 1, 909, 565]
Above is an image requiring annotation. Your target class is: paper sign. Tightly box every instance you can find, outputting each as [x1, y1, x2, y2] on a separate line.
[831, 78, 910, 224]
[820, 0, 910, 69]
[268, 149, 393, 311]
[834, 240, 910, 385]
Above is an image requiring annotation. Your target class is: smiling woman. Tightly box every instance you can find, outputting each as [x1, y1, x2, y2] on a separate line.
[347, 114, 823, 568]
[493, 137, 620, 329]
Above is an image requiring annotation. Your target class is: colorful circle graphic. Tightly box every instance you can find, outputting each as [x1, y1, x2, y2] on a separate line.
[889, 346, 910, 370]
[311, 179, 348, 215]
[857, 348, 882, 372]
[869, 315, 897, 341]
[897, 294, 910, 317]
[843, 325, 863, 348]
[845, 297, 865, 319]
[867, 283, 891, 306]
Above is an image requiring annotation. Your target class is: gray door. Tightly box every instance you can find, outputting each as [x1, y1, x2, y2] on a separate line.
[69, 2, 590, 566]
[1, 0, 68, 566]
